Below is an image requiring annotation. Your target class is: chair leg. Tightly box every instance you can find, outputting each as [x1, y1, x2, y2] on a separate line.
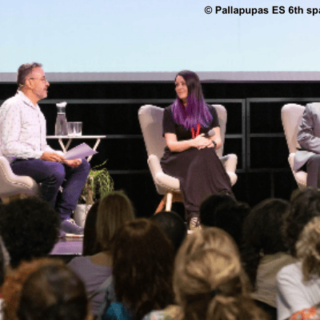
[154, 192, 183, 214]
[1, 193, 28, 204]
[165, 192, 173, 211]
[155, 196, 166, 214]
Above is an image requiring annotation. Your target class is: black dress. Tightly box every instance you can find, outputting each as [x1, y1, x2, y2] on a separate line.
[160, 105, 232, 213]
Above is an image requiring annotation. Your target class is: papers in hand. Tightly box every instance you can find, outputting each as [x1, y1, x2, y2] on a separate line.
[64, 143, 97, 160]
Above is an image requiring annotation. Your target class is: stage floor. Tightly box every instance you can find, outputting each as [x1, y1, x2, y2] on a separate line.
[51, 238, 83, 256]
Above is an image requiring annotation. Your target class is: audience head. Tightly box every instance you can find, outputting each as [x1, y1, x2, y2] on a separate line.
[112, 218, 175, 320]
[150, 211, 187, 254]
[174, 227, 265, 320]
[241, 198, 290, 287]
[290, 188, 302, 202]
[82, 201, 102, 255]
[96, 191, 135, 251]
[296, 216, 320, 281]
[17, 263, 88, 320]
[200, 195, 248, 249]
[0, 236, 5, 287]
[200, 194, 237, 226]
[284, 188, 320, 257]
[0, 198, 60, 268]
[2, 258, 64, 320]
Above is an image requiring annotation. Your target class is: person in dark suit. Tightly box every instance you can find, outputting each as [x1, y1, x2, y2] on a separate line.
[294, 103, 320, 188]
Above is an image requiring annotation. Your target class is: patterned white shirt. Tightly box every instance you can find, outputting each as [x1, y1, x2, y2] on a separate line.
[0, 90, 56, 162]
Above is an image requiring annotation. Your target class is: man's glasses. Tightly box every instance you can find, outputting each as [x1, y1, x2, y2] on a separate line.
[29, 77, 48, 83]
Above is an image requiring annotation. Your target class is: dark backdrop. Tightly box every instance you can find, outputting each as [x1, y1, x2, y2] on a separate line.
[1, 81, 318, 216]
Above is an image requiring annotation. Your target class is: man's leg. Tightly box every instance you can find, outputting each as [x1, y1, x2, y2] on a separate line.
[306, 154, 320, 188]
[11, 159, 65, 207]
[55, 159, 90, 220]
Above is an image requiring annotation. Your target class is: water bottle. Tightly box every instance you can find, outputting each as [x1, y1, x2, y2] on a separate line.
[55, 102, 68, 136]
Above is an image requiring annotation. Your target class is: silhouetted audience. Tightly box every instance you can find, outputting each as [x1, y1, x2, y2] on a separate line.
[69, 190, 135, 316]
[277, 216, 320, 320]
[0, 236, 5, 320]
[3, 188, 320, 320]
[150, 211, 187, 254]
[144, 227, 266, 320]
[0, 198, 60, 269]
[17, 262, 88, 320]
[200, 194, 236, 226]
[283, 188, 320, 257]
[82, 200, 101, 256]
[2, 258, 65, 320]
[0, 238, 5, 289]
[101, 219, 175, 320]
[200, 195, 249, 249]
[241, 198, 295, 320]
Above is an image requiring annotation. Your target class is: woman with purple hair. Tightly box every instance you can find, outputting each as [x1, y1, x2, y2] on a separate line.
[160, 70, 233, 230]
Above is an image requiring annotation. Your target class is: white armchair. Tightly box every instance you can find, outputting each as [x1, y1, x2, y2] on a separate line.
[138, 104, 238, 212]
[0, 149, 39, 204]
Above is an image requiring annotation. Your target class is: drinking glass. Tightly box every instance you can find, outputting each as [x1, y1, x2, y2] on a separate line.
[67, 122, 82, 137]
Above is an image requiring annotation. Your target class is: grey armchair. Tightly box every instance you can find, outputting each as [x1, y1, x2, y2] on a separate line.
[281, 103, 307, 189]
[0, 148, 39, 204]
[138, 104, 238, 212]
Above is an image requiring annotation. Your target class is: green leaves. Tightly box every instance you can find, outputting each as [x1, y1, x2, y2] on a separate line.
[80, 161, 114, 205]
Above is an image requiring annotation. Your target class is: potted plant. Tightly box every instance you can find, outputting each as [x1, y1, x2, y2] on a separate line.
[74, 161, 114, 226]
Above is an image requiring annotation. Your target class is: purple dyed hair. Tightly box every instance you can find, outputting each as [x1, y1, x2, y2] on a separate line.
[172, 70, 212, 130]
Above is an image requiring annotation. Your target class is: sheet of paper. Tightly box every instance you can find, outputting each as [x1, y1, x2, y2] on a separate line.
[64, 143, 97, 160]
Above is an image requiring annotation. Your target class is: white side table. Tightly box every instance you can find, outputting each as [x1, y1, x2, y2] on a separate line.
[47, 135, 106, 162]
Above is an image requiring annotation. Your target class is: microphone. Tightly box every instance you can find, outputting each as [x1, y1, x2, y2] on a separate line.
[204, 129, 216, 138]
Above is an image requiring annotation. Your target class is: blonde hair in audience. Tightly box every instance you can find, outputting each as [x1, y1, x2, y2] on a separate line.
[96, 191, 135, 251]
[296, 216, 320, 281]
[173, 227, 265, 320]
[2, 258, 65, 320]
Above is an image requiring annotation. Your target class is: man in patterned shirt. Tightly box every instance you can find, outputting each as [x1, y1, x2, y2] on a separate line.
[0, 63, 90, 236]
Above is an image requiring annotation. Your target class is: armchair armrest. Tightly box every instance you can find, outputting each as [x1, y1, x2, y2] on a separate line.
[288, 153, 295, 170]
[288, 153, 307, 188]
[0, 157, 39, 197]
[147, 155, 180, 194]
[220, 154, 238, 186]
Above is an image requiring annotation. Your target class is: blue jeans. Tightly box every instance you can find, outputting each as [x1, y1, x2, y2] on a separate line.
[11, 159, 90, 220]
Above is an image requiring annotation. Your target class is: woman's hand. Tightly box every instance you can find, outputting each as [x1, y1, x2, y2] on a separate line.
[165, 133, 196, 152]
[165, 133, 214, 152]
[192, 134, 213, 150]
